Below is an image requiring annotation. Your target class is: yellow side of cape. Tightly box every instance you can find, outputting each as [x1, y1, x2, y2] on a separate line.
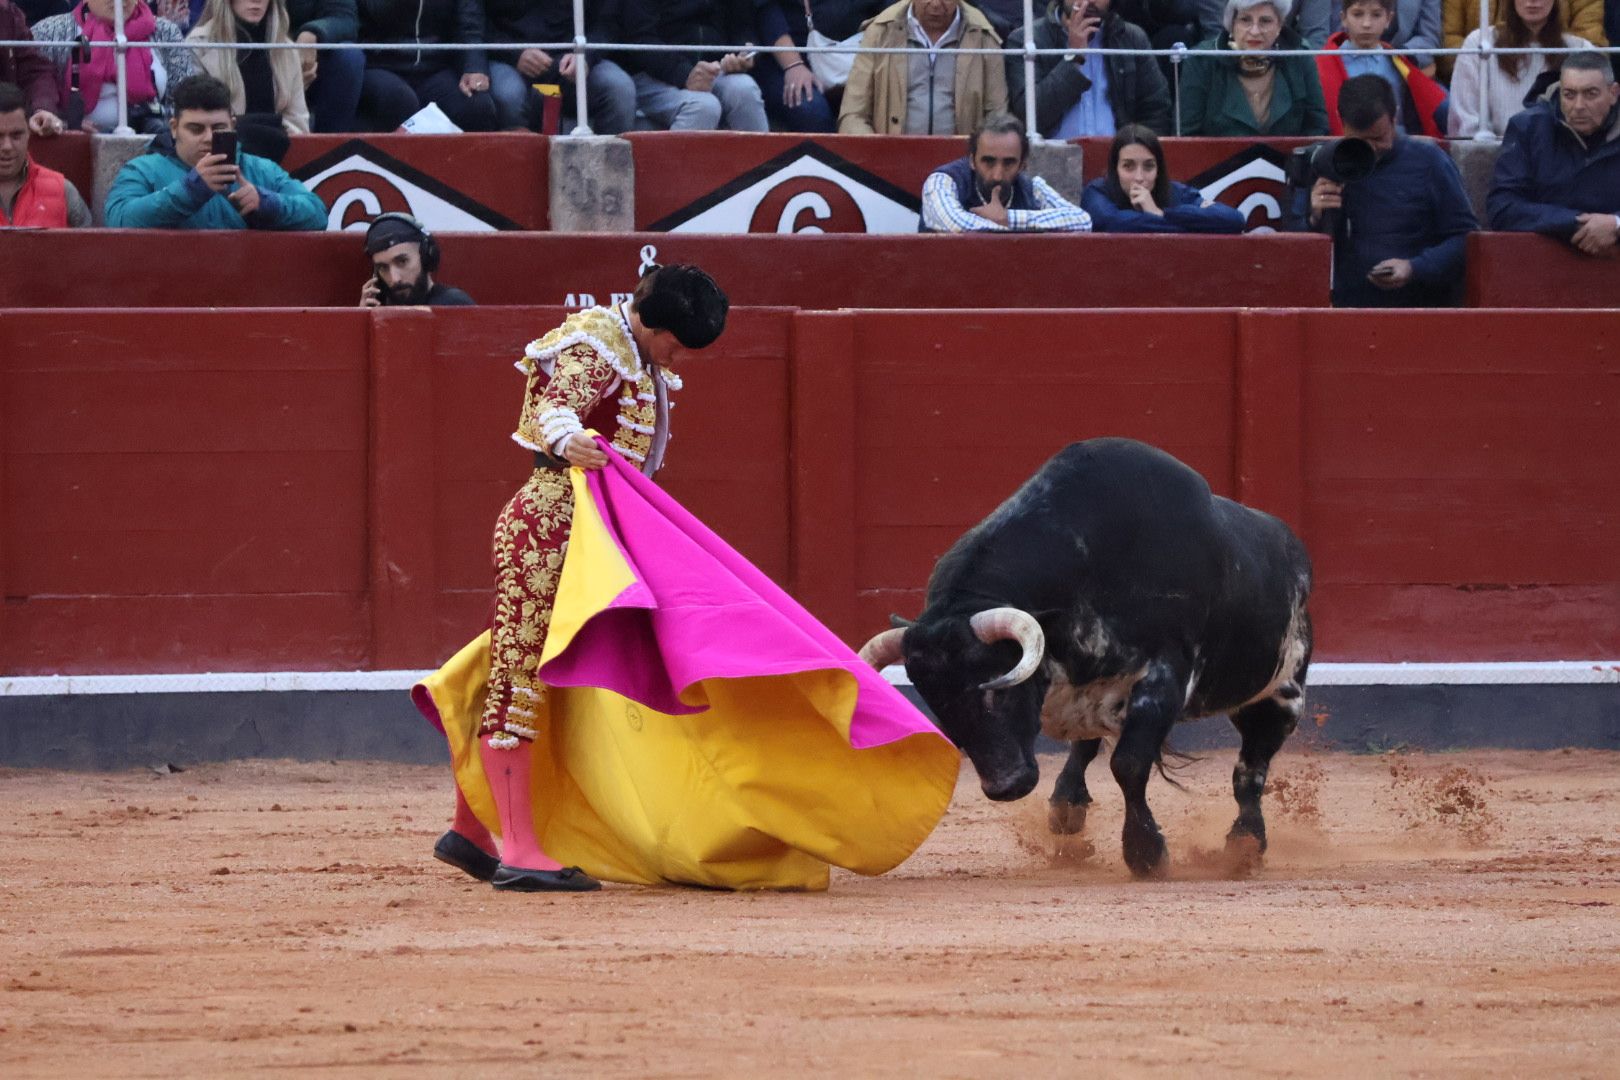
[417, 471, 958, 891]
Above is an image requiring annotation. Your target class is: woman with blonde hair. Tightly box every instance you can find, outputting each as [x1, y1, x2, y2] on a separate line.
[187, 0, 309, 135]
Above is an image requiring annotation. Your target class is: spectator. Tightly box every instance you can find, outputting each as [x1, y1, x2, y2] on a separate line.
[1449, 0, 1590, 138]
[32, 0, 199, 133]
[1441, 0, 1605, 81]
[1081, 124, 1246, 231]
[1289, 74, 1476, 306]
[17, 0, 71, 22]
[1111, 0, 1201, 83]
[838, 0, 1008, 134]
[287, 0, 364, 132]
[485, 0, 636, 133]
[1326, 0, 1442, 71]
[1178, 0, 1330, 135]
[0, 81, 89, 224]
[105, 73, 327, 228]
[1317, 0, 1447, 136]
[1199, 0, 1329, 43]
[188, 0, 311, 137]
[752, 0, 887, 131]
[359, 212, 475, 305]
[1487, 51, 1620, 256]
[1, 0, 64, 133]
[1006, 0, 1172, 136]
[919, 111, 1092, 231]
[1609, 0, 1619, 76]
[356, 0, 497, 131]
[622, 0, 768, 132]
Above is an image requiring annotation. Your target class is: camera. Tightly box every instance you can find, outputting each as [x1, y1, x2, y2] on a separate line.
[1283, 137, 1375, 188]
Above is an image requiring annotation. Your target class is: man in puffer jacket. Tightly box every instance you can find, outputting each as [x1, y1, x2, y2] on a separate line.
[106, 74, 327, 228]
[356, 0, 496, 130]
[1488, 50, 1620, 256]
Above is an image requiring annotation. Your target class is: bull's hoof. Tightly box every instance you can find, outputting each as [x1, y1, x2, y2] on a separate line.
[1122, 826, 1168, 879]
[1047, 799, 1090, 836]
[1226, 817, 1268, 854]
[1223, 830, 1265, 878]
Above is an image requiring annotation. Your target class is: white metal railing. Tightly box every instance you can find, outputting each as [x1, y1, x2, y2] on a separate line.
[5, 21, 1616, 142]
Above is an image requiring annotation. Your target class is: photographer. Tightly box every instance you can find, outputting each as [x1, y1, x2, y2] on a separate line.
[1287, 73, 1475, 308]
[359, 212, 474, 306]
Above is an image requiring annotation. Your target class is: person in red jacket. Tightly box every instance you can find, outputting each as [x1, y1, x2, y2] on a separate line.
[0, 0, 65, 134]
[1316, 0, 1448, 136]
[0, 81, 90, 226]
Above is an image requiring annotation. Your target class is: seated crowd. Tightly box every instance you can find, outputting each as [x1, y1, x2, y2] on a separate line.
[0, 0, 1608, 136]
[1, 0, 1616, 304]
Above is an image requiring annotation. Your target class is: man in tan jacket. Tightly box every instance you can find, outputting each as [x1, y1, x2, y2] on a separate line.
[837, 0, 1009, 134]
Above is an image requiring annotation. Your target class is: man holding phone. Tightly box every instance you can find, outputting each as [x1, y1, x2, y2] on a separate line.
[1287, 74, 1475, 308]
[105, 74, 327, 230]
[1005, 0, 1172, 137]
[359, 213, 475, 307]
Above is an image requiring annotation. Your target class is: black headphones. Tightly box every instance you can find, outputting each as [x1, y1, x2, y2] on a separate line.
[366, 212, 440, 273]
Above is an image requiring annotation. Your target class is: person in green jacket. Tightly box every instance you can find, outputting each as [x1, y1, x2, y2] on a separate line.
[1176, 0, 1330, 135]
[105, 73, 327, 229]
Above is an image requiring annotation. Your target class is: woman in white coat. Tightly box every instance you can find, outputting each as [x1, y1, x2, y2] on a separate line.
[188, 0, 310, 134]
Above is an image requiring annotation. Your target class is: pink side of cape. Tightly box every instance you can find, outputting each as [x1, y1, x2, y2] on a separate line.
[536, 440, 944, 751]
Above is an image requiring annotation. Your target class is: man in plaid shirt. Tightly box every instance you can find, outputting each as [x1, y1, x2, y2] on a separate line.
[920, 112, 1093, 232]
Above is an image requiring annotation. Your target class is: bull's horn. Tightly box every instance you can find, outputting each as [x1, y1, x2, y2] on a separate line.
[971, 608, 1046, 691]
[858, 627, 907, 670]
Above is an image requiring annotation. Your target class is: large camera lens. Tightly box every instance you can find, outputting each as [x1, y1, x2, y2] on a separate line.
[1312, 138, 1376, 184]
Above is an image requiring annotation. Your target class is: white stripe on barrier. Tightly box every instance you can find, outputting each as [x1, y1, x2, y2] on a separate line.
[0, 662, 1616, 697]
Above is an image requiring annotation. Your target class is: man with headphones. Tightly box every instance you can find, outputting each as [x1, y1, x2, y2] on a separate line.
[359, 212, 475, 307]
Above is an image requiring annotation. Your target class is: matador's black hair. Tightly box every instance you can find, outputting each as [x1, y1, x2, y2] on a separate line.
[633, 264, 729, 350]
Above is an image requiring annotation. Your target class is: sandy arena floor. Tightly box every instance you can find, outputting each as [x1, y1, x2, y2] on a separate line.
[2, 748, 1618, 1078]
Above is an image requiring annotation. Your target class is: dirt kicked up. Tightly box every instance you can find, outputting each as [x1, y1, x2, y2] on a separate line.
[2, 749, 1618, 1078]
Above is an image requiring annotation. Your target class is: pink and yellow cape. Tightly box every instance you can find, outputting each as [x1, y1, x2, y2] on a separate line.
[413, 439, 959, 891]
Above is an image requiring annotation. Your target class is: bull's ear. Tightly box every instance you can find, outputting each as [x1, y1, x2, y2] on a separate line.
[888, 613, 917, 630]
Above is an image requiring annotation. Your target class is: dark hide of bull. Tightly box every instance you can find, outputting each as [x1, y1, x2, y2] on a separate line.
[883, 438, 1313, 878]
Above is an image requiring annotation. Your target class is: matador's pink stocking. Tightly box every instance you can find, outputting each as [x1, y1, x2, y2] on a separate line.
[451, 783, 497, 858]
[478, 733, 563, 872]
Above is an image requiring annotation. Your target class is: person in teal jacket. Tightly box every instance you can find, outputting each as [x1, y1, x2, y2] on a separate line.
[1177, 0, 1331, 135]
[106, 74, 327, 230]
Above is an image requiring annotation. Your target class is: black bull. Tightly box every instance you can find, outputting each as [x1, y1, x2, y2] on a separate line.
[861, 439, 1313, 877]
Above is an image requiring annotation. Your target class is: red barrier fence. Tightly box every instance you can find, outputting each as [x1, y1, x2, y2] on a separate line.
[630, 134, 1317, 233]
[2, 305, 1614, 675]
[1466, 232, 1620, 308]
[0, 230, 1334, 309]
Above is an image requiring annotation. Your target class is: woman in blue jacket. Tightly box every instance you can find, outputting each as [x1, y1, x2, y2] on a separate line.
[1081, 125, 1247, 233]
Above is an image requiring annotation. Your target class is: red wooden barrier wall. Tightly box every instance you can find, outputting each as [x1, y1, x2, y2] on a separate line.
[1466, 233, 1620, 309]
[0, 230, 1333, 309]
[2, 306, 1614, 675]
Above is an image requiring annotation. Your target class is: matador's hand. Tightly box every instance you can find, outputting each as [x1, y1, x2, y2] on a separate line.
[560, 432, 609, 470]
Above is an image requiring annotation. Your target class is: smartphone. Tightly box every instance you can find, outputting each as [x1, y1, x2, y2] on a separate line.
[1369, 264, 1397, 279]
[737, 49, 756, 61]
[210, 130, 238, 161]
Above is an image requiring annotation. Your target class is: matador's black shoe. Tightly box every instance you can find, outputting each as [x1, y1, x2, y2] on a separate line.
[433, 830, 501, 882]
[490, 864, 602, 892]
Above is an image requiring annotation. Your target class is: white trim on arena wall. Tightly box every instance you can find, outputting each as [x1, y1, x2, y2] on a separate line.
[1, 662, 1617, 697]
